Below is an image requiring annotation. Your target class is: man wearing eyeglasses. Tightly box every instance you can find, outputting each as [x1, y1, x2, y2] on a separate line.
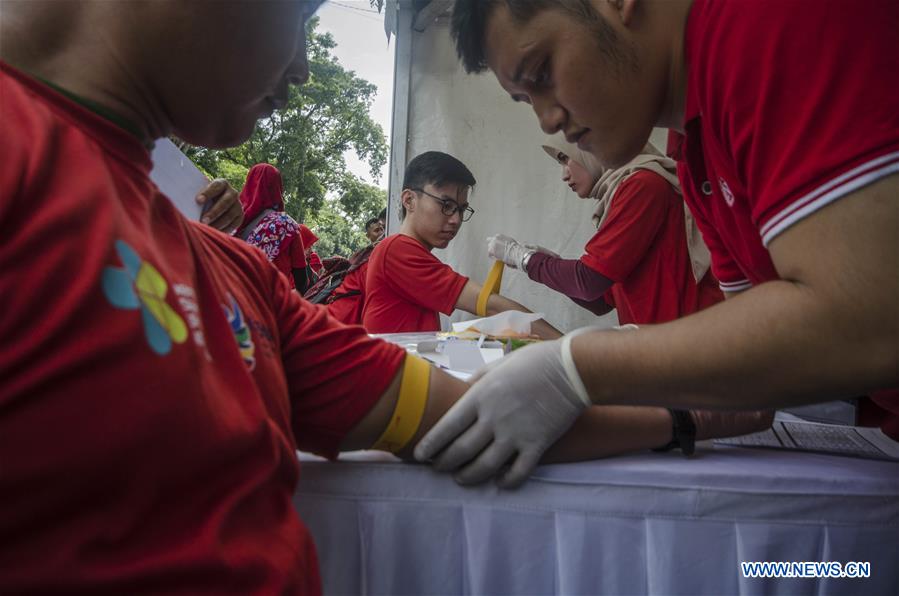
[363, 151, 560, 338]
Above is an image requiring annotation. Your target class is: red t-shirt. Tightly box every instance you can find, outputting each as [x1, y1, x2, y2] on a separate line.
[326, 262, 368, 325]
[579, 170, 722, 325]
[672, 0, 899, 435]
[0, 62, 405, 594]
[363, 234, 468, 333]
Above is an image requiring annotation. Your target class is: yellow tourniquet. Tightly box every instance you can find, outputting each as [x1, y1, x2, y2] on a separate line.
[476, 260, 505, 317]
[371, 354, 431, 453]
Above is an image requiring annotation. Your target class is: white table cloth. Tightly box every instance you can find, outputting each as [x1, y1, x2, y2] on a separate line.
[294, 447, 899, 595]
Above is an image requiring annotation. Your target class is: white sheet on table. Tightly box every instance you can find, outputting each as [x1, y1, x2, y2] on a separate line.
[295, 448, 899, 595]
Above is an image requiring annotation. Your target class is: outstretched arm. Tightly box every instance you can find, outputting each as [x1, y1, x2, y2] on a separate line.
[343, 356, 771, 480]
[487, 234, 614, 316]
[575, 175, 898, 410]
[526, 252, 614, 316]
[454, 280, 562, 339]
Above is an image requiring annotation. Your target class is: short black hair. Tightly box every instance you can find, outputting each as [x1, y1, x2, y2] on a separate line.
[451, 0, 617, 74]
[401, 151, 476, 218]
[365, 217, 380, 231]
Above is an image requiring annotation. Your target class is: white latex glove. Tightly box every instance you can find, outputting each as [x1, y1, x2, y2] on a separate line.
[413, 333, 591, 488]
[487, 234, 534, 270]
[523, 243, 560, 259]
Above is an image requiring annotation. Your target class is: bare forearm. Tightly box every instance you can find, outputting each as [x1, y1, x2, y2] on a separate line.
[542, 406, 773, 462]
[575, 278, 897, 410]
[542, 406, 672, 463]
[485, 293, 562, 339]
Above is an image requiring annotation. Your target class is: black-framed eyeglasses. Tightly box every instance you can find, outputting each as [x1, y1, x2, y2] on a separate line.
[409, 188, 475, 222]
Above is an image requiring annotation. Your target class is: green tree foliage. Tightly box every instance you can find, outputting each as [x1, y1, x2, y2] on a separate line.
[181, 16, 387, 257]
[308, 176, 386, 257]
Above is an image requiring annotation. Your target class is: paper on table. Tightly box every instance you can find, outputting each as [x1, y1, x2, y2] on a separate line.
[715, 418, 899, 461]
[444, 341, 485, 373]
[452, 311, 545, 337]
[149, 138, 209, 220]
[416, 344, 504, 378]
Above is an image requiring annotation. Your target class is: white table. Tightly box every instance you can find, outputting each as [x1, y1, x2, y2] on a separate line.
[294, 447, 899, 595]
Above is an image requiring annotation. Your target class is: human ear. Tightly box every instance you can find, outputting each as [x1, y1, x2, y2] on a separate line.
[619, 0, 637, 25]
[401, 189, 415, 214]
[603, 0, 636, 25]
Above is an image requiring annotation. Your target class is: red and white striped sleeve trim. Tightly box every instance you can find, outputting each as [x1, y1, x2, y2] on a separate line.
[719, 279, 753, 293]
[760, 151, 899, 247]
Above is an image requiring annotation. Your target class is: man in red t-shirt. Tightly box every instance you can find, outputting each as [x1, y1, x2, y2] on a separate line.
[2, 2, 766, 591]
[487, 142, 721, 326]
[0, 2, 538, 592]
[363, 151, 561, 338]
[413, 0, 898, 486]
[325, 259, 370, 325]
[365, 216, 385, 243]
[325, 218, 384, 325]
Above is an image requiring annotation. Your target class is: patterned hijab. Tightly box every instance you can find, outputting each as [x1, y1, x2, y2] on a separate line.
[235, 163, 303, 268]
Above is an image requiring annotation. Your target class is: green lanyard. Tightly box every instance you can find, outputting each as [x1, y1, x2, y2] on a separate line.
[38, 76, 154, 149]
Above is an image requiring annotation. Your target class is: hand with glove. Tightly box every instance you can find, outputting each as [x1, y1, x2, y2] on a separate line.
[523, 243, 560, 259]
[413, 331, 592, 488]
[486, 234, 535, 270]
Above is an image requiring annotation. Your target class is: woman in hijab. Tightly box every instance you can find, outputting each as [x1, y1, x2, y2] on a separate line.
[299, 224, 323, 279]
[234, 163, 309, 292]
[488, 141, 721, 325]
[487, 143, 770, 445]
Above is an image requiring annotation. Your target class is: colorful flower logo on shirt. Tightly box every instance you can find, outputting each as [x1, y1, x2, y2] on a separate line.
[101, 240, 188, 355]
[223, 294, 256, 371]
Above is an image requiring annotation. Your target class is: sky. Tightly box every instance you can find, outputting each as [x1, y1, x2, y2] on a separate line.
[316, 1, 396, 190]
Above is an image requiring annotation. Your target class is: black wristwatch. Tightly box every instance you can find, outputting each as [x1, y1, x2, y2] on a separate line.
[653, 409, 696, 456]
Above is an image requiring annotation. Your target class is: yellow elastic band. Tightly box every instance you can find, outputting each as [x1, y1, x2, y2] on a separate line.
[476, 260, 504, 317]
[371, 354, 431, 453]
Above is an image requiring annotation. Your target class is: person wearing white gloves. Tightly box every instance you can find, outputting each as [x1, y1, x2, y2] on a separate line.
[464, 143, 771, 487]
[489, 142, 721, 325]
[417, 326, 772, 488]
[414, 0, 899, 487]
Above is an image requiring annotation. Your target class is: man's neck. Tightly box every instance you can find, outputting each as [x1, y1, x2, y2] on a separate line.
[0, 3, 167, 145]
[399, 222, 433, 252]
[652, 0, 693, 132]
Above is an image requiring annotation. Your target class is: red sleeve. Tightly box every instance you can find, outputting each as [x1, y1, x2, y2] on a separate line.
[381, 236, 468, 315]
[708, 0, 899, 246]
[289, 232, 306, 270]
[579, 170, 669, 282]
[271, 269, 404, 458]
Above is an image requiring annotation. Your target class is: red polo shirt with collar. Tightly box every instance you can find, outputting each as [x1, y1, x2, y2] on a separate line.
[671, 0, 899, 437]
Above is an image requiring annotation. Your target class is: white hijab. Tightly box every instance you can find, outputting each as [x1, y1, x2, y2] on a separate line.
[542, 139, 711, 283]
